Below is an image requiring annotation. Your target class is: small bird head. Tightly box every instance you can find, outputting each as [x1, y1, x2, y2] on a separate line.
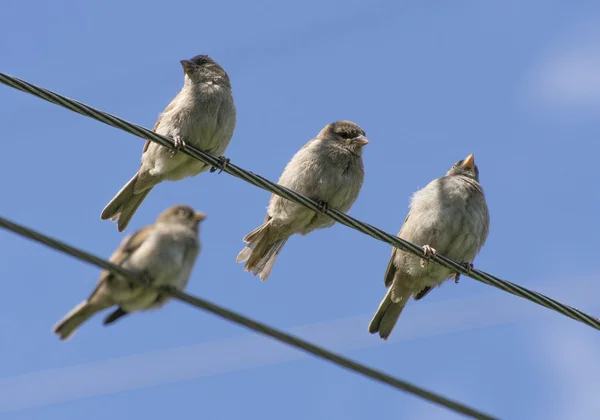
[157, 205, 207, 231]
[321, 120, 369, 153]
[446, 153, 480, 181]
[180, 55, 230, 86]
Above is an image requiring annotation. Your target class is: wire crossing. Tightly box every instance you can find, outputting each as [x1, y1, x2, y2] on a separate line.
[0, 215, 497, 420]
[1, 72, 598, 333]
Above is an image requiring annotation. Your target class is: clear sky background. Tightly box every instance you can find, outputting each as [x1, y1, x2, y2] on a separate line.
[1, 1, 600, 419]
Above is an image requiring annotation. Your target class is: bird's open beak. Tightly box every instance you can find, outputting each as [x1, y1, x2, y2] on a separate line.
[180, 60, 195, 74]
[353, 135, 369, 147]
[461, 153, 475, 169]
[194, 212, 207, 222]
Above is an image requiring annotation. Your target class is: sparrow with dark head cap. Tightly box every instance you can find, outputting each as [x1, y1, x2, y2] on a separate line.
[236, 120, 369, 281]
[101, 55, 236, 232]
[368, 154, 490, 340]
[53, 205, 207, 340]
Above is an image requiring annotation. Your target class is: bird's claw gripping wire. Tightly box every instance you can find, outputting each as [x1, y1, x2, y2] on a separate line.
[315, 200, 330, 214]
[170, 135, 186, 157]
[210, 156, 230, 174]
[454, 261, 474, 283]
[419, 245, 437, 268]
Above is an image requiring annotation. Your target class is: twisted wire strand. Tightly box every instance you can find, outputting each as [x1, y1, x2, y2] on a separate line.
[1, 72, 598, 332]
[0, 215, 497, 420]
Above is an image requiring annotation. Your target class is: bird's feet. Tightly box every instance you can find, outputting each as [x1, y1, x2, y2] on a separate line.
[454, 261, 474, 283]
[170, 135, 187, 157]
[315, 200, 330, 214]
[210, 156, 230, 174]
[419, 245, 437, 268]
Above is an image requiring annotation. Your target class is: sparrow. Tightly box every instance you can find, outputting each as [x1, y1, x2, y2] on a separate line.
[368, 153, 490, 340]
[53, 205, 206, 340]
[236, 120, 368, 281]
[101, 55, 236, 232]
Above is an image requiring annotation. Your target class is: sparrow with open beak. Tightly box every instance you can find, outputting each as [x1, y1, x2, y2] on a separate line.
[53, 205, 206, 340]
[101, 55, 236, 232]
[369, 154, 490, 340]
[237, 120, 368, 281]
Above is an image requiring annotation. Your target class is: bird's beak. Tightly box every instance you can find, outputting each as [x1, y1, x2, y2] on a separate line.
[353, 135, 369, 147]
[194, 212, 207, 222]
[180, 60, 195, 74]
[461, 153, 475, 169]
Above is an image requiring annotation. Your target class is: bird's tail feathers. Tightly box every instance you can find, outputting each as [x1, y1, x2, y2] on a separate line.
[101, 173, 152, 232]
[116, 188, 152, 231]
[52, 301, 108, 341]
[242, 222, 268, 243]
[236, 221, 288, 281]
[236, 221, 271, 263]
[368, 284, 412, 340]
[251, 237, 288, 281]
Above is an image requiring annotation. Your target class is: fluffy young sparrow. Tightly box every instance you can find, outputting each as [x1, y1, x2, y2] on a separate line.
[53, 205, 206, 340]
[369, 154, 490, 340]
[237, 120, 368, 281]
[101, 55, 236, 231]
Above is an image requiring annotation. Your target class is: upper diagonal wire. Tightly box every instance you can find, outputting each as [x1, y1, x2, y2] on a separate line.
[0, 215, 497, 420]
[0, 72, 598, 332]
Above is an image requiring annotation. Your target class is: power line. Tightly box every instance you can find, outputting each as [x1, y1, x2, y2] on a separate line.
[1, 72, 597, 333]
[0, 216, 497, 420]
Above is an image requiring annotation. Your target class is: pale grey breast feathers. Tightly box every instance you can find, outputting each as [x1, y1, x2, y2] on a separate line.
[394, 174, 489, 288]
[267, 136, 365, 235]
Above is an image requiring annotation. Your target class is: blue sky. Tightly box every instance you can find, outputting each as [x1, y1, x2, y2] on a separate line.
[1, 1, 600, 419]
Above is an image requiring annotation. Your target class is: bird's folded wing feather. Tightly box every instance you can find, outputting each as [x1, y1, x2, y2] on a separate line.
[98, 225, 153, 284]
[383, 213, 410, 287]
[142, 100, 177, 153]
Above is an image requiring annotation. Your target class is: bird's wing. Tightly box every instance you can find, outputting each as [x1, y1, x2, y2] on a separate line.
[97, 225, 153, 285]
[383, 213, 410, 287]
[142, 100, 178, 153]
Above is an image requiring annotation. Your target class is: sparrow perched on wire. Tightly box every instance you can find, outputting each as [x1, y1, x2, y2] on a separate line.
[53, 205, 206, 341]
[101, 55, 236, 232]
[369, 154, 490, 340]
[236, 120, 369, 281]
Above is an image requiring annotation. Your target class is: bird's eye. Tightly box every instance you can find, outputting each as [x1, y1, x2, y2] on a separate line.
[177, 209, 188, 216]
